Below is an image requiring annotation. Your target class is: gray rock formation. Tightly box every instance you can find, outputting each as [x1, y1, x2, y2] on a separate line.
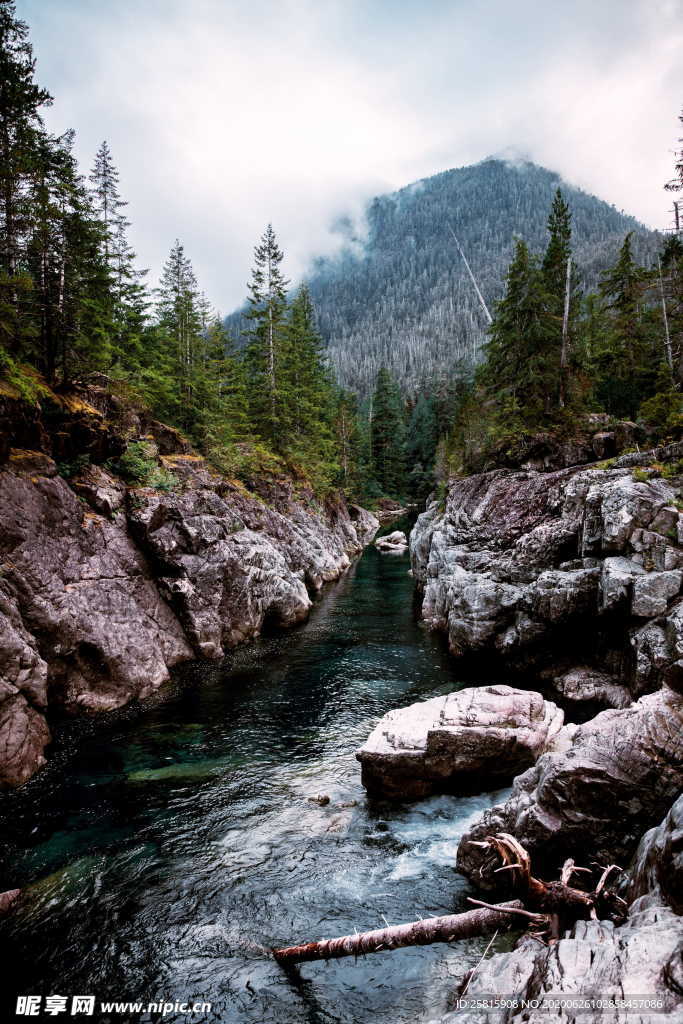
[411, 461, 683, 697]
[357, 685, 564, 799]
[435, 900, 683, 1023]
[456, 685, 683, 887]
[0, 452, 377, 788]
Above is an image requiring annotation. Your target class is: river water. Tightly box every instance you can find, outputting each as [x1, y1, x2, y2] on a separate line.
[0, 531, 512, 1023]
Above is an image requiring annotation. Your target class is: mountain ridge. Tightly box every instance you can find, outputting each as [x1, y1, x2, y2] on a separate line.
[227, 158, 661, 397]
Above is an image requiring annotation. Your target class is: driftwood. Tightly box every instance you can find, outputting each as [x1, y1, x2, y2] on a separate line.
[273, 832, 626, 966]
[273, 901, 523, 965]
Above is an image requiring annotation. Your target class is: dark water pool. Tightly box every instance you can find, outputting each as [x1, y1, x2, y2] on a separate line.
[0, 538, 511, 1023]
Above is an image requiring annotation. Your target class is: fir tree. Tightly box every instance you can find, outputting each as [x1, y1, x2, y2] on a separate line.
[479, 239, 551, 427]
[405, 393, 438, 498]
[593, 233, 659, 417]
[370, 367, 406, 495]
[244, 223, 288, 446]
[0, 0, 51, 283]
[155, 239, 202, 423]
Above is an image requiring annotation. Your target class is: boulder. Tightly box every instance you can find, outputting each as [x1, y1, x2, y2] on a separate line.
[438, 901, 683, 1024]
[375, 530, 408, 553]
[0, 889, 21, 915]
[356, 684, 564, 799]
[456, 685, 683, 887]
[546, 666, 632, 710]
[628, 792, 683, 914]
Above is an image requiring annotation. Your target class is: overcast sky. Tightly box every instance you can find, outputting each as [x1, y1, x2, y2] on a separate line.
[17, 0, 683, 312]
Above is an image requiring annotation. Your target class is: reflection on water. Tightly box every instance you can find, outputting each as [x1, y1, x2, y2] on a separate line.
[0, 542, 510, 1023]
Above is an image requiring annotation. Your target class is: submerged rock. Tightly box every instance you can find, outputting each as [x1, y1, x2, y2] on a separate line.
[456, 685, 683, 886]
[357, 684, 564, 799]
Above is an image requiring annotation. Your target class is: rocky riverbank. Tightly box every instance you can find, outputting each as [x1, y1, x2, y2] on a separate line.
[0, 385, 377, 789]
[403, 450, 683, 1019]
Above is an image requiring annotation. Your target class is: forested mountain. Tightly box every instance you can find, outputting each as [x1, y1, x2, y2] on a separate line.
[288, 160, 660, 396]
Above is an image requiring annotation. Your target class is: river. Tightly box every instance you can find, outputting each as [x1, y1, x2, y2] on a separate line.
[0, 528, 512, 1023]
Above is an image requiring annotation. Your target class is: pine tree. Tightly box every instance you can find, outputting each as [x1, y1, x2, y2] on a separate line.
[244, 224, 288, 446]
[0, 1, 51, 279]
[155, 239, 202, 423]
[370, 367, 406, 495]
[0, 0, 52, 357]
[89, 141, 147, 366]
[284, 284, 335, 441]
[479, 239, 551, 427]
[541, 188, 580, 407]
[593, 233, 660, 417]
[406, 393, 438, 498]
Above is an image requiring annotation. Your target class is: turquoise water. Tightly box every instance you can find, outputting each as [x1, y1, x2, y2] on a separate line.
[0, 540, 511, 1023]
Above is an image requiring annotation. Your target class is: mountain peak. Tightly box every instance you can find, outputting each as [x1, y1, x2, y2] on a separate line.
[304, 159, 658, 396]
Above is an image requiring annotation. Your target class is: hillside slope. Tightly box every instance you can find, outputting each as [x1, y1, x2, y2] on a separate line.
[286, 159, 660, 397]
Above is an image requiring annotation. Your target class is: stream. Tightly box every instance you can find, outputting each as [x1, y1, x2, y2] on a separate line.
[0, 526, 512, 1023]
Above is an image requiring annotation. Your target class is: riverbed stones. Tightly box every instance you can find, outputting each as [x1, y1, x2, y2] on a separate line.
[356, 684, 564, 799]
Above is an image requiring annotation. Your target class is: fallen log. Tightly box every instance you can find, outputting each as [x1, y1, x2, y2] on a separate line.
[273, 900, 523, 965]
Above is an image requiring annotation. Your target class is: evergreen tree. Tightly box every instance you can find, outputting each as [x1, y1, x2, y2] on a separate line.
[155, 239, 202, 423]
[370, 367, 406, 494]
[283, 283, 337, 457]
[0, 0, 51, 284]
[244, 224, 288, 446]
[333, 388, 372, 496]
[541, 188, 581, 407]
[89, 140, 148, 366]
[479, 239, 551, 427]
[593, 233, 660, 417]
[405, 392, 438, 498]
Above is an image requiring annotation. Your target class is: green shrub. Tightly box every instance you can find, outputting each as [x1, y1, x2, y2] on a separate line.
[57, 454, 90, 479]
[109, 442, 178, 491]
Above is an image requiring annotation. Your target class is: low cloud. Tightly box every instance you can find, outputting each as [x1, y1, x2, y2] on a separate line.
[19, 0, 683, 311]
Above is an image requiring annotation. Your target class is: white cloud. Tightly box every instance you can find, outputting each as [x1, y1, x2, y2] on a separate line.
[17, 0, 683, 311]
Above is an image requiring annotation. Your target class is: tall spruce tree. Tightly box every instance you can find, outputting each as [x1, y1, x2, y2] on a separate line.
[479, 239, 551, 427]
[542, 188, 580, 407]
[284, 284, 335, 450]
[405, 392, 438, 498]
[371, 367, 406, 494]
[244, 224, 288, 446]
[155, 239, 202, 424]
[89, 141, 148, 366]
[593, 233, 659, 417]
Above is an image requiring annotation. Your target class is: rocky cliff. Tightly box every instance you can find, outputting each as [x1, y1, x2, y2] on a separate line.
[411, 446, 683, 703]
[0, 386, 377, 789]
[410, 450, 683, 1018]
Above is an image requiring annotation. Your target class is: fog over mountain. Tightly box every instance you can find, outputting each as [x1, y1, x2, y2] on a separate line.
[227, 158, 661, 397]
